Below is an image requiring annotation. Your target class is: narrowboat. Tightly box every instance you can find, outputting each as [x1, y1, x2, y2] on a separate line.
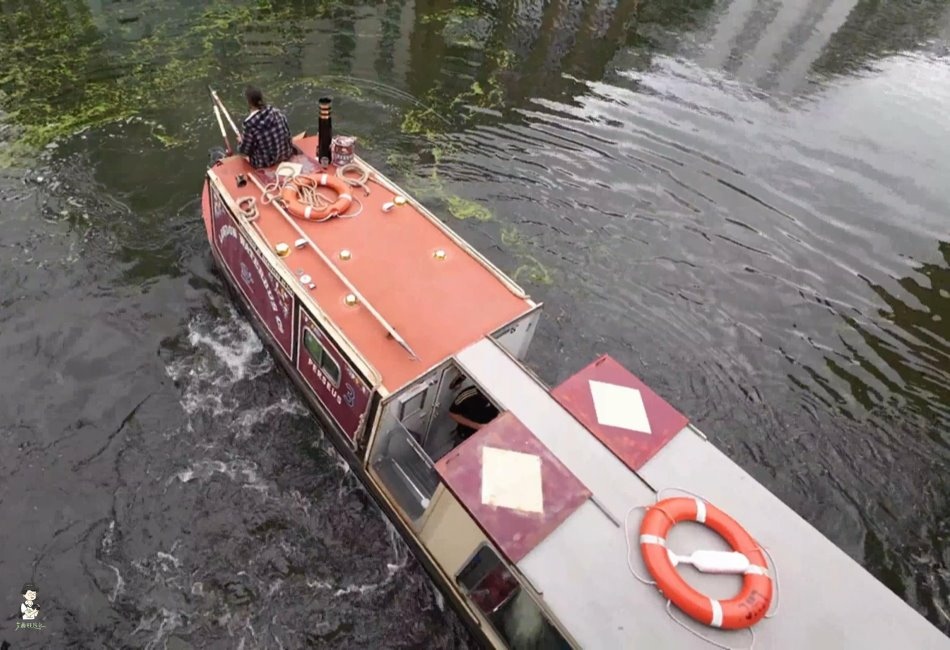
[200, 95, 949, 649]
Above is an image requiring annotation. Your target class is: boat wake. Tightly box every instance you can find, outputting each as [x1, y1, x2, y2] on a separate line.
[164, 308, 280, 420]
[90, 306, 474, 649]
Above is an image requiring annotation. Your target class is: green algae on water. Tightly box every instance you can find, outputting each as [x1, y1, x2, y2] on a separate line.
[513, 256, 554, 286]
[447, 195, 492, 222]
[502, 225, 554, 286]
[0, 0, 341, 165]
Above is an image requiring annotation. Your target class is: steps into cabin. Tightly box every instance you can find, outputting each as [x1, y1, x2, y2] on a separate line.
[374, 456, 437, 521]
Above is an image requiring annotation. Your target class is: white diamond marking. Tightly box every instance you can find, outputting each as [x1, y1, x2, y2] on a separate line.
[589, 380, 652, 434]
[481, 446, 544, 514]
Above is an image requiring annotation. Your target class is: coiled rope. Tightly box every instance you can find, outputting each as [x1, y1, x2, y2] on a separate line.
[237, 196, 258, 220]
[337, 162, 371, 196]
[259, 162, 368, 219]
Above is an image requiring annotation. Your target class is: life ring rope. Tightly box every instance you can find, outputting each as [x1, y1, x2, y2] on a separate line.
[257, 163, 370, 221]
[665, 600, 756, 650]
[281, 173, 357, 222]
[623, 488, 781, 649]
[652, 487, 781, 620]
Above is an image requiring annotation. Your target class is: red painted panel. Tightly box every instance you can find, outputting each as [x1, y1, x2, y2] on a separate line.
[552, 355, 689, 472]
[436, 412, 590, 563]
[211, 188, 294, 359]
[297, 309, 373, 443]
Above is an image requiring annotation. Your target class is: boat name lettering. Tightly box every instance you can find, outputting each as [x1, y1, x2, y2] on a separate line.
[218, 224, 238, 244]
[212, 191, 227, 219]
[236, 232, 285, 334]
[275, 284, 291, 319]
[306, 356, 343, 405]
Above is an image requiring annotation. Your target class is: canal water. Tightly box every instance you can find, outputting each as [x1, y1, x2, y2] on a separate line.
[1, 1, 948, 647]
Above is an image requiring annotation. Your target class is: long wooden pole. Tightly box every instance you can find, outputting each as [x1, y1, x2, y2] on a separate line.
[209, 86, 242, 137]
[212, 105, 232, 155]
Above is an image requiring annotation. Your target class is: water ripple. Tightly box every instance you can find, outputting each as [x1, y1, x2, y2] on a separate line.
[433, 49, 949, 633]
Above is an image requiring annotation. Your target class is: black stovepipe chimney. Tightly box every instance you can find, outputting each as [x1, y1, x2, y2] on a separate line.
[318, 97, 332, 167]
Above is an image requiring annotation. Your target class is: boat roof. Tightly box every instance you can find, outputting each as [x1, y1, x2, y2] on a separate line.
[207, 136, 534, 392]
[437, 337, 950, 649]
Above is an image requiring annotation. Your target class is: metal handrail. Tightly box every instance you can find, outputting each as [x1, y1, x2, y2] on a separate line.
[398, 422, 436, 473]
[388, 422, 439, 501]
[244, 172, 419, 361]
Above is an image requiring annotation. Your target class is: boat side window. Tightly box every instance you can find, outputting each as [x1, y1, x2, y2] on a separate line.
[398, 383, 428, 422]
[303, 328, 341, 386]
[456, 544, 571, 649]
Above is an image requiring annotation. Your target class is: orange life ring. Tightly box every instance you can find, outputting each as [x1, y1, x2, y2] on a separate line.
[639, 497, 773, 629]
[280, 173, 352, 221]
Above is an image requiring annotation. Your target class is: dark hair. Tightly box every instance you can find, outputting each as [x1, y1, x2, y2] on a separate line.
[21, 583, 37, 597]
[244, 85, 265, 109]
[449, 374, 466, 390]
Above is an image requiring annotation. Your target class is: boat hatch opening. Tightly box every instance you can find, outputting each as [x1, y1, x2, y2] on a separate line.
[367, 360, 502, 527]
[456, 543, 571, 650]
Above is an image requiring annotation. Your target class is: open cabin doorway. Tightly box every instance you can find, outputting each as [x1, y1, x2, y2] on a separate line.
[367, 360, 503, 526]
[422, 363, 473, 461]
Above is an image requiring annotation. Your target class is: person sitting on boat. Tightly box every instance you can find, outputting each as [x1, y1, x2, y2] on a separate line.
[236, 86, 295, 169]
[448, 377, 499, 441]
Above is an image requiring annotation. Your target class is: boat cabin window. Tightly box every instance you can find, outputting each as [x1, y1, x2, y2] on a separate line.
[398, 383, 429, 422]
[303, 328, 341, 386]
[457, 544, 571, 650]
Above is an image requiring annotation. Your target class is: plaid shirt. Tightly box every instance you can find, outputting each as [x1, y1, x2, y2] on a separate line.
[238, 106, 294, 169]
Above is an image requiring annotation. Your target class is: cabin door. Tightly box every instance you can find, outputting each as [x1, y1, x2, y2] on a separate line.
[420, 364, 465, 457]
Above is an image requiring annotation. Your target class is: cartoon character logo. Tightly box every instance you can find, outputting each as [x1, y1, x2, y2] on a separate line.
[240, 262, 254, 286]
[21, 583, 39, 620]
[343, 383, 356, 407]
